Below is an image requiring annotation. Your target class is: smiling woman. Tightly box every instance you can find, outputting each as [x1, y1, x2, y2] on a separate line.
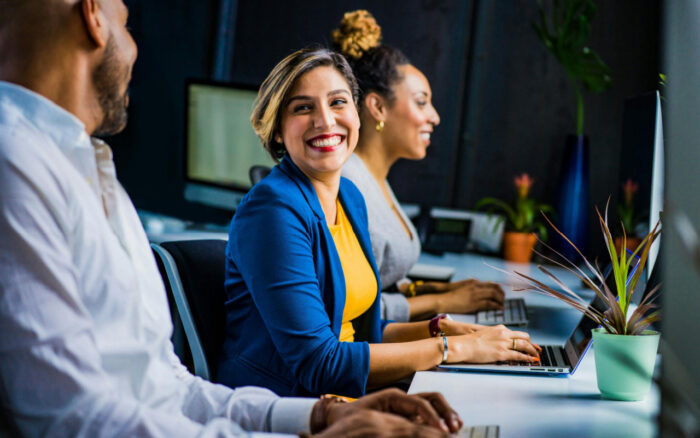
[275, 66, 359, 188]
[336, 10, 508, 322]
[217, 46, 540, 398]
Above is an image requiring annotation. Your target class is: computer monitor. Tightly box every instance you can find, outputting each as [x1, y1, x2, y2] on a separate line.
[619, 91, 664, 279]
[660, 1, 700, 435]
[184, 79, 276, 210]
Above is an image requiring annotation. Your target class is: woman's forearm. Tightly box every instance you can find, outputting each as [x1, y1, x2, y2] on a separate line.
[367, 338, 444, 388]
[406, 294, 449, 320]
[381, 321, 431, 342]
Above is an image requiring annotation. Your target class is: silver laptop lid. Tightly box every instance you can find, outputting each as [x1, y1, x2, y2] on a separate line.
[562, 251, 641, 371]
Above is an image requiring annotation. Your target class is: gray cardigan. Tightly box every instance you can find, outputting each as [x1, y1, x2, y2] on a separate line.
[342, 154, 421, 322]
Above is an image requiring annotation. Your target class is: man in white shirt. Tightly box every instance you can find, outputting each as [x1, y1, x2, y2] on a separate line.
[0, 1, 463, 436]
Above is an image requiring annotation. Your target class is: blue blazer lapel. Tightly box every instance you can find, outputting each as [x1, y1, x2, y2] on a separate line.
[278, 156, 346, 336]
[278, 157, 325, 222]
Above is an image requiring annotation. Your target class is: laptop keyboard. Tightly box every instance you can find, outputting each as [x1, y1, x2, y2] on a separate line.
[496, 345, 564, 367]
[477, 298, 526, 324]
[460, 425, 499, 438]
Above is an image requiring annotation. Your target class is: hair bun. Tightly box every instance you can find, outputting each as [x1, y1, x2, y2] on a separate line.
[332, 10, 382, 60]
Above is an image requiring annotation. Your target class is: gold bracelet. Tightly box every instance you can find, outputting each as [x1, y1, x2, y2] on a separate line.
[407, 280, 424, 297]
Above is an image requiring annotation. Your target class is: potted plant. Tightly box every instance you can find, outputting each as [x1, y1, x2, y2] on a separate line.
[532, 0, 612, 260]
[508, 203, 661, 401]
[476, 173, 554, 263]
[615, 178, 644, 252]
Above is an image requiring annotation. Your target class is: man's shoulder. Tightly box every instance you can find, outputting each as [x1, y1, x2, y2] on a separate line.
[0, 120, 68, 201]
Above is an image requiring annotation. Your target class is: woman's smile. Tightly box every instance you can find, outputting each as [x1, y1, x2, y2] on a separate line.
[306, 133, 346, 152]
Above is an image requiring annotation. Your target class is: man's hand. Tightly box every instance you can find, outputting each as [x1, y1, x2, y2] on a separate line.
[324, 388, 462, 434]
[314, 409, 449, 437]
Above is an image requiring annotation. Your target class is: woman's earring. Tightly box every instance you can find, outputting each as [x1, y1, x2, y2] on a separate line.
[375, 120, 385, 132]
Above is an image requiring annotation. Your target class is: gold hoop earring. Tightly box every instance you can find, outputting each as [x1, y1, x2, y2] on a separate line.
[375, 120, 385, 132]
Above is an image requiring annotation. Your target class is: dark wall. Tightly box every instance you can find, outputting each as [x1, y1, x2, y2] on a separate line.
[110, 0, 224, 223]
[110, 0, 660, 247]
[449, 1, 659, 256]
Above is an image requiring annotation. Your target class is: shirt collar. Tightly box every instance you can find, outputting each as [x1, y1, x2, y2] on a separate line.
[0, 81, 91, 154]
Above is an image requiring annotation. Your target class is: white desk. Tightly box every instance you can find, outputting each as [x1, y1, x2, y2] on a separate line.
[410, 252, 659, 437]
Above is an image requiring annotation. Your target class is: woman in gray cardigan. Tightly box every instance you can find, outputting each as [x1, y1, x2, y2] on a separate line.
[336, 10, 505, 322]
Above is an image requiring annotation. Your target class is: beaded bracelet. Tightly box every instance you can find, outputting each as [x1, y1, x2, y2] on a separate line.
[429, 314, 448, 337]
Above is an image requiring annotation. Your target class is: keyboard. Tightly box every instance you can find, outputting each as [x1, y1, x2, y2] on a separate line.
[476, 298, 528, 326]
[460, 425, 499, 438]
[538, 345, 566, 368]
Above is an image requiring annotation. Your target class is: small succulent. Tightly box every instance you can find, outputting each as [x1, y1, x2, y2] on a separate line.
[499, 201, 661, 335]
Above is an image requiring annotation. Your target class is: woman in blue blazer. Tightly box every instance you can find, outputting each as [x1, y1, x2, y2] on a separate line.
[216, 47, 540, 398]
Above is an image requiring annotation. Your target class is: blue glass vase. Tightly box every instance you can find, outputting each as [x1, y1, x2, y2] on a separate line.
[554, 134, 590, 262]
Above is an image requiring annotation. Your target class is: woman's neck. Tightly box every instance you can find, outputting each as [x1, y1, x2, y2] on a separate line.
[355, 129, 398, 183]
[305, 171, 341, 226]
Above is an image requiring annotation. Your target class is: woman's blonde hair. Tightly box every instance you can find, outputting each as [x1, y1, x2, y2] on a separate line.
[251, 46, 359, 162]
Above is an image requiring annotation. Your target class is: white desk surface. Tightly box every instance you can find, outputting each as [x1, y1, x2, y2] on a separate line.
[410, 252, 659, 438]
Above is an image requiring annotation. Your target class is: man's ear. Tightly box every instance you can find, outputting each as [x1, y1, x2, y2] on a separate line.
[81, 0, 108, 48]
[364, 92, 387, 123]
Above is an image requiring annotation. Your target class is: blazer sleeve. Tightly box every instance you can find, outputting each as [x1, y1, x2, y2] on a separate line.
[229, 186, 369, 397]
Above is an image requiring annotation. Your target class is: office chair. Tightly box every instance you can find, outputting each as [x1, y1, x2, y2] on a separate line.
[249, 165, 272, 186]
[151, 239, 227, 381]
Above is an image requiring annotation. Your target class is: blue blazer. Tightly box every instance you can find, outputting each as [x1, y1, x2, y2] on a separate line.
[216, 157, 387, 397]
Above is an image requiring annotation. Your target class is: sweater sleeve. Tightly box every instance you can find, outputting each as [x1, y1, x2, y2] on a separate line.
[229, 188, 370, 397]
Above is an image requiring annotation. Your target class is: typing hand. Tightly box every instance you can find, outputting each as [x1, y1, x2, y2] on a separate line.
[440, 319, 487, 336]
[435, 279, 505, 314]
[315, 409, 450, 437]
[325, 388, 462, 434]
[448, 324, 541, 363]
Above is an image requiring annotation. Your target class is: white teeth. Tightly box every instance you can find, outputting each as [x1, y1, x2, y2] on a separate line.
[420, 133, 431, 141]
[310, 136, 342, 147]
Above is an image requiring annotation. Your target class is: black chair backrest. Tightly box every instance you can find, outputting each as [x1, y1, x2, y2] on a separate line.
[152, 246, 194, 372]
[249, 165, 272, 186]
[160, 239, 227, 377]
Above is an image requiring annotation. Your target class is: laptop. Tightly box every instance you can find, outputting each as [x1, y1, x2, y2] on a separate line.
[475, 298, 528, 326]
[459, 425, 499, 438]
[449, 297, 528, 327]
[439, 254, 640, 376]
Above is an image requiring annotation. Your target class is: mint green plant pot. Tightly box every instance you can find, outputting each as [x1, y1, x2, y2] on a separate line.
[592, 328, 660, 401]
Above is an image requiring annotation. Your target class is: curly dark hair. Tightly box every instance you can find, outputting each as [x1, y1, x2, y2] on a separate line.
[332, 10, 410, 106]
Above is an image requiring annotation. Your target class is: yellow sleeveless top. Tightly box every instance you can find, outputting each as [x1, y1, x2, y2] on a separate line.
[328, 200, 377, 342]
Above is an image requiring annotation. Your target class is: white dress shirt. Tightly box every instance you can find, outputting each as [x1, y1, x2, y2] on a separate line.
[0, 81, 316, 437]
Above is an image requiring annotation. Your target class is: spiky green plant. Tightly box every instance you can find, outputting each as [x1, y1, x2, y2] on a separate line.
[503, 201, 661, 335]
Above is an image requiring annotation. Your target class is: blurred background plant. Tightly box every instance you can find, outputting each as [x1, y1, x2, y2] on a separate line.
[476, 173, 554, 240]
[617, 179, 642, 235]
[532, 0, 612, 135]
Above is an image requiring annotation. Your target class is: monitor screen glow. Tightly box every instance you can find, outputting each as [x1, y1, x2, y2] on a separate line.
[186, 82, 275, 192]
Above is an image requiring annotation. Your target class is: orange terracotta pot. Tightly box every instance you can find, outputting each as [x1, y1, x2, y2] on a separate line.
[614, 236, 642, 254]
[503, 232, 537, 263]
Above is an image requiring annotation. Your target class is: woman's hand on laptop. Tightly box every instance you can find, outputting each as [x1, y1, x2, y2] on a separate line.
[440, 319, 486, 335]
[446, 325, 541, 364]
